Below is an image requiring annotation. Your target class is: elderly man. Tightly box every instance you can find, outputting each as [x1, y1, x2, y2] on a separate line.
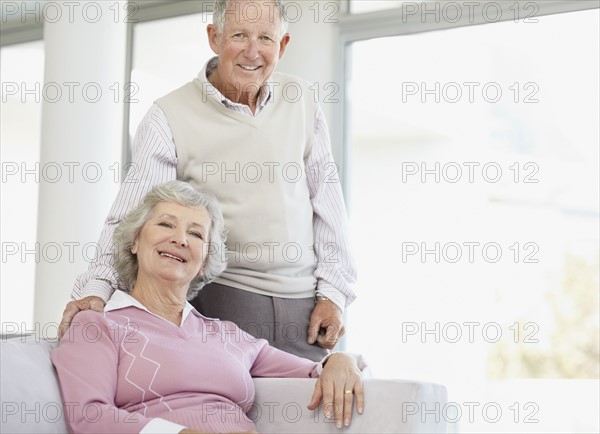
[60, 0, 356, 361]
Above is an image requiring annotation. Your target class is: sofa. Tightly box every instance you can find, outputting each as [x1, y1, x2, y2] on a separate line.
[1, 336, 447, 433]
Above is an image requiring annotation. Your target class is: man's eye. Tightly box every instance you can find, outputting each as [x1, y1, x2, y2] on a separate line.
[260, 36, 272, 42]
[233, 33, 245, 38]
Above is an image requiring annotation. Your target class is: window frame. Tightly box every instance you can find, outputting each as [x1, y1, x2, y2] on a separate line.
[2, 1, 598, 175]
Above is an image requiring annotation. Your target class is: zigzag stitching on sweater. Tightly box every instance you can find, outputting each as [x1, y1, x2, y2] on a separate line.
[217, 323, 252, 410]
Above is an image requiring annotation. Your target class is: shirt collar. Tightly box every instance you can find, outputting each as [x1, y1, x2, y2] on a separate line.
[105, 290, 195, 323]
[200, 56, 273, 112]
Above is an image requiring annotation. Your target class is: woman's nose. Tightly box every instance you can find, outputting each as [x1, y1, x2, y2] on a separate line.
[171, 230, 188, 247]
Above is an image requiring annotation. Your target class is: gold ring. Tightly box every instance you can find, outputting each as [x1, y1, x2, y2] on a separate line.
[344, 390, 353, 394]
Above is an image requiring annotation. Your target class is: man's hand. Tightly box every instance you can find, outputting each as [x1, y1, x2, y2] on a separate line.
[307, 299, 345, 349]
[58, 296, 105, 338]
[307, 352, 364, 428]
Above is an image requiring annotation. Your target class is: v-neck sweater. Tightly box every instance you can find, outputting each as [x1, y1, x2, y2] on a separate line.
[51, 293, 320, 433]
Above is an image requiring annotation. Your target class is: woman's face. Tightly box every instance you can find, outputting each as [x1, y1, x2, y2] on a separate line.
[132, 201, 212, 289]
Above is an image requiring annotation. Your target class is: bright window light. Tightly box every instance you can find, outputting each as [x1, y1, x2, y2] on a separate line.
[346, 9, 599, 434]
[129, 13, 213, 144]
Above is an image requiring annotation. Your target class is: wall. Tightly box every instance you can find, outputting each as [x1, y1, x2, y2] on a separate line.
[277, 0, 343, 165]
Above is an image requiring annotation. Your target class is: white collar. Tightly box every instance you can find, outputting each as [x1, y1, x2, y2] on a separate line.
[105, 290, 195, 323]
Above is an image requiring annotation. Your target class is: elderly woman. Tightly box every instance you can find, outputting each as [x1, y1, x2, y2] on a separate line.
[51, 181, 364, 433]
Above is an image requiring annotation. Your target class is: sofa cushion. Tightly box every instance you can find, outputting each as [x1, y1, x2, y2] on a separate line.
[1, 337, 68, 433]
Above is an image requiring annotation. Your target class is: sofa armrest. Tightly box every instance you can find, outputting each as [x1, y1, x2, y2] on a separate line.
[252, 377, 447, 433]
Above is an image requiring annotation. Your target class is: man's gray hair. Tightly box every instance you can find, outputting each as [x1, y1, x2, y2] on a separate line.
[113, 180, 228, 300]
[212, 0, 289, 38]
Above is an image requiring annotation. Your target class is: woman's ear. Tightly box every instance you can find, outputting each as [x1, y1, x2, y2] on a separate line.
[198, 261, 207, 278]
[131, 241, 138, 255]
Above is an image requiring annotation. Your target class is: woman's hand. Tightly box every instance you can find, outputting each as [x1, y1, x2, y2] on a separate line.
[307, 353, 364, 428]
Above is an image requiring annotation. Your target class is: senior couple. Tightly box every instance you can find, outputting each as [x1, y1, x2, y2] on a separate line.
[53, 1, 362, 432]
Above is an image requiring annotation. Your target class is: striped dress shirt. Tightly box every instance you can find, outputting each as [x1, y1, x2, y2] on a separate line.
[72, 57, 357, 311]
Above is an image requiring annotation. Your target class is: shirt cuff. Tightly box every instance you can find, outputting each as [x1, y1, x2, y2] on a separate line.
[79, 279, 114, 303]
[315, 288, 347, 313]
[141, 418, 186, 434]
[316, 353, 332, 376]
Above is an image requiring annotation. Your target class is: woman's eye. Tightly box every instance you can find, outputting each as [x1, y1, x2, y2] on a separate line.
[158, 222, 172, 228]
[190, 231, 204, 239]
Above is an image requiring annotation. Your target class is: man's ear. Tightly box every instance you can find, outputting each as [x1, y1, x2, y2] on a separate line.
[278, 33, 291, 60]
[207, 24, 220, 55]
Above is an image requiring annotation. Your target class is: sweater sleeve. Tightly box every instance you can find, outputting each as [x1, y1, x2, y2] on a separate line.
[51, 311, 156, 433]
[249, 337, 320, 378]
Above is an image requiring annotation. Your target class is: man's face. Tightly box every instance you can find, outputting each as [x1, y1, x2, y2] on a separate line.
[208, 0, 290, 100]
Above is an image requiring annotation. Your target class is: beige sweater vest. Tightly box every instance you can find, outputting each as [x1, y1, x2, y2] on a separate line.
[155, 73, 317, 298]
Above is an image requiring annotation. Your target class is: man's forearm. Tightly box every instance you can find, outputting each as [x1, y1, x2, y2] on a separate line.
[308, 105, 358, 311]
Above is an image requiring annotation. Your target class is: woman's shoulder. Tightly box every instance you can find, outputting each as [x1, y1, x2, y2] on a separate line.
[68, 307, 144, 333]
[58, 310, 113, 345]
[71, 308, 107, 324]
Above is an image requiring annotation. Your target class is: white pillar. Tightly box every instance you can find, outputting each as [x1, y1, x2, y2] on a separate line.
[34, 1, 127, 332]
[277, 1, 345, 182]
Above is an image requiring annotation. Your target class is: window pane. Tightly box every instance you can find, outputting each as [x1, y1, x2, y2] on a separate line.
[346, 9, 599, 433]
[0, 41, 44, 330]
[129, 13, 214, 145]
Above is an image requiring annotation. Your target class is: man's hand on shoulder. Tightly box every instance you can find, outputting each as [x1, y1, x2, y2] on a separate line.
[58, 296, 106, 338]
[307, 298, 345, 349]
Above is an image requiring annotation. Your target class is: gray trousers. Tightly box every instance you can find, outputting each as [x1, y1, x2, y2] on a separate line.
[191, 282, 329, 362]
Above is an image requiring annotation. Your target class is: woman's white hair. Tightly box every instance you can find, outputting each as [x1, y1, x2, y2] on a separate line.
[113, 180, 228, 300]
[212, 0, 289, 38]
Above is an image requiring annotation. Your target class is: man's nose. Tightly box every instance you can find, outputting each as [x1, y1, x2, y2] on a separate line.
[244, 39, 260, 59]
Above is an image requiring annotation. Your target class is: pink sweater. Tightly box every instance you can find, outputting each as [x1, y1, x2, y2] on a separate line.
[51, 293, 320, 433]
